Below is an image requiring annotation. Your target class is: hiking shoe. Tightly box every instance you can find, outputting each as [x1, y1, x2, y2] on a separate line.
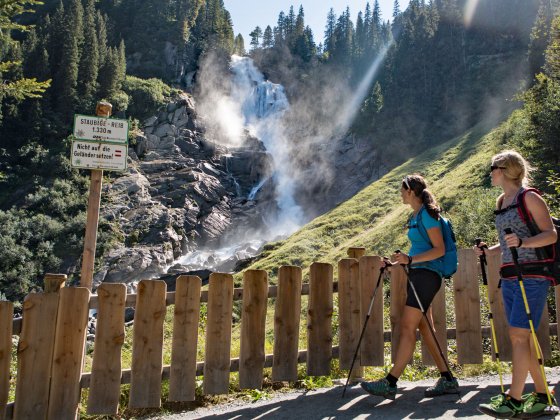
[424, 376, 460, 397]
[360, 378, 397, 400]
[516, 392, 558, 419]
[478, 393, 524, 418]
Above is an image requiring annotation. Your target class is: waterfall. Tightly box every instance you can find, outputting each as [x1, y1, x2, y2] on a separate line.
[247, 177, 268, 201]
[224, 155, 241, 197]
[230, 55, 304, 235]
[170, 56, 306, 275]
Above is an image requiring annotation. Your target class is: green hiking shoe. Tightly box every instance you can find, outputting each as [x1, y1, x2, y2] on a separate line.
[478, 393, 524, 419]
[360, 378, 397, 400]
[424, 376, 460, 397]
[516, 392, 558, 419]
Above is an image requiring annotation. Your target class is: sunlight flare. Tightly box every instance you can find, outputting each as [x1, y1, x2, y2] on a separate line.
[335, 41, 393, 137]
[464, 0, 481, 27]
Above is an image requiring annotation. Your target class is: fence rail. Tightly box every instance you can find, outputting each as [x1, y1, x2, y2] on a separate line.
[2, 249, 560, 419]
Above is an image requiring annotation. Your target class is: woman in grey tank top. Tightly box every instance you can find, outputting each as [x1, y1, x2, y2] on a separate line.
[475, 150, 557, 418]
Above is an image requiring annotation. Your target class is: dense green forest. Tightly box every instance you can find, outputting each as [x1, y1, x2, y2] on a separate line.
[1, 0, 560, 303]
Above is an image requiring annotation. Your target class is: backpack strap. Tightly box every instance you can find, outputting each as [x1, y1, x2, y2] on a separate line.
[516, 188, 549, 260]
[416, 207, 433, 247]
[517, 188, 541, 233]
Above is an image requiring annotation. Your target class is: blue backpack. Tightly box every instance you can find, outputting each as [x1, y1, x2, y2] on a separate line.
[417, 208, 458, 279]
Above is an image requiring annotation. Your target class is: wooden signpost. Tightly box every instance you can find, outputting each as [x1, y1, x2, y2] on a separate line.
[74, 101, 129, 289]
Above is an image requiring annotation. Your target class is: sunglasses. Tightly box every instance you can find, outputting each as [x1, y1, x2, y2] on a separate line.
[490, 165, 506, 172]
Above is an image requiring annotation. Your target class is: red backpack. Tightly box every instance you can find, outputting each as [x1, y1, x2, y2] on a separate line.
[515, 188, 560, 285]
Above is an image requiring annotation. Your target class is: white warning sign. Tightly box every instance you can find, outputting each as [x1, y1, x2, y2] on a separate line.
[71, 141, 128, 171]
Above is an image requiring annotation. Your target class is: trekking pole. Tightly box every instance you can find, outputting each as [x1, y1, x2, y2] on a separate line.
[395, 250, 455, 379]
[475, 238, 504, 393]
[342, 263, 386, 398]
[504, 228, 553, 406]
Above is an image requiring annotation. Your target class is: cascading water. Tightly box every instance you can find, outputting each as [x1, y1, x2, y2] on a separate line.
[173, 55, 305, 274]
[230, 55, 304, 234]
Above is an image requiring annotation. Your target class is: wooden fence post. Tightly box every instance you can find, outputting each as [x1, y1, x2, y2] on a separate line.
[47, 287, 90, 419]
[272, 266, 302, 382]
[87, 283, 127, 414]
[169, 275, 202, 401]
[239, 270, 268, 389]
[348, 248, 366, 259]
[0, 301, 13, 420]
[129, 280, 167, 408]
[454, 249, 483, 364]
[307, 262, 333, 376]
[390, 265, 407, 363]
[204, 273, 234, 395]
[338, 259, 361, 375]
[44, 273, 66, 293]
[359, 256, 384, 366]
[13, 274, 66, 419]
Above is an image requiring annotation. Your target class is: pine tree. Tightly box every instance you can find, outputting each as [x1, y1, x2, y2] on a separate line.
[324, 8, 336, 56]
[234, 34, 246, 55]
[285, 5, 296, 40]
[96, 11, 108, 66]
[275, 11, 286, 44]
[373, 0, 382, 26]
[545, 15, 560, 78]
[355, 12, 366, 59]
[529, 0, 557, 78]
[393, 0, 401, 17]
[364, 3, 373, 48]
[53, 0, 84, 120]
[249, 26, 263, 50]
[295, 6, 305, 38]
[78, 0, 100, 111]
[262, 26, 274, 48]
[98, 46, 120, 100]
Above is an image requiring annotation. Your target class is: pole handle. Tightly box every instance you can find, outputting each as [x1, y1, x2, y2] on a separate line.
[504, 228, 519, 260]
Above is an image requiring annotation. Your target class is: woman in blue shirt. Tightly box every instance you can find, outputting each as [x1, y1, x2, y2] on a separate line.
[361, 174, 460, 399]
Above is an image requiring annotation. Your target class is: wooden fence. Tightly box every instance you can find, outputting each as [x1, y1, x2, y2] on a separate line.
[2, 249, 560, 419]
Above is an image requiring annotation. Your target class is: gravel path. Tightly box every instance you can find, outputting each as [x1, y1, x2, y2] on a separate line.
[147, 368, 560, 419]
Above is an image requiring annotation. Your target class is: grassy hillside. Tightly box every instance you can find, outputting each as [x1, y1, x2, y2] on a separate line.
[242, 113, 524, 283]
[75, 109, 560, 418]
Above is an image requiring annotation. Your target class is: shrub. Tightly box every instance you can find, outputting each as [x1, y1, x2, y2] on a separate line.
[122, 76, 180, 121]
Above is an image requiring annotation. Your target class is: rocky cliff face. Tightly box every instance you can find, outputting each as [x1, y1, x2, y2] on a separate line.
[93, 92, 387, 291]
[94, 93, 275, 289]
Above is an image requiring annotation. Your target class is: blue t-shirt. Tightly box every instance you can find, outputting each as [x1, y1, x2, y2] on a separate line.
[407, 207, 443, 275]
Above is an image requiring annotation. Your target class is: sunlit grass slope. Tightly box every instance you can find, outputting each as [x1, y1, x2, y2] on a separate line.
[243, 112, 522, 283]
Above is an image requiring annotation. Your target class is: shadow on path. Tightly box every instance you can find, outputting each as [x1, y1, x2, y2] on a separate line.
[187, 381, 560, 420]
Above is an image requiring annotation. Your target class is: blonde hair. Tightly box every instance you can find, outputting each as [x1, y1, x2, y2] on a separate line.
[492, 150, 533, 187]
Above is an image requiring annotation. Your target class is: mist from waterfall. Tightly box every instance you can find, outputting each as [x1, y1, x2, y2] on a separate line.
[229, 54, 305, 236]
[174, 55, 305, 273]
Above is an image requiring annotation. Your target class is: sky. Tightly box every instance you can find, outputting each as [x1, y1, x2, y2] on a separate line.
[223, 0, 411, 47]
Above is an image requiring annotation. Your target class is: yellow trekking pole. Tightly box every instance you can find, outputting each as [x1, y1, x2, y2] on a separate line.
[475, 238, 504, 393]
[504, 228, 553, 406]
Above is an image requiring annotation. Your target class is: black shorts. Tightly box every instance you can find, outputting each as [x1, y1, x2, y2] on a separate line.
[405, 268, 442, 311]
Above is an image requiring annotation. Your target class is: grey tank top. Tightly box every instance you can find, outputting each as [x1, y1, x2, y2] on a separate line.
[495, 187, 540, 264]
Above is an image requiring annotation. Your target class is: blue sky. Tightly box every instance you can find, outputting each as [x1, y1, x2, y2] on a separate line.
[223, 0, 411, 46]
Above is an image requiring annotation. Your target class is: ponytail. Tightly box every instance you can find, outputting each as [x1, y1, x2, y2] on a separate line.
[421, 189, 441, 220]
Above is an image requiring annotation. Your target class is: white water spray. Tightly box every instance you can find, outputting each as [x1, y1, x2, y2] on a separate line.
[230, 55, 305, 235]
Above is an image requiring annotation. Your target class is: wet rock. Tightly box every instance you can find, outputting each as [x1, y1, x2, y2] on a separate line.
[94, 93, 280, 287]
